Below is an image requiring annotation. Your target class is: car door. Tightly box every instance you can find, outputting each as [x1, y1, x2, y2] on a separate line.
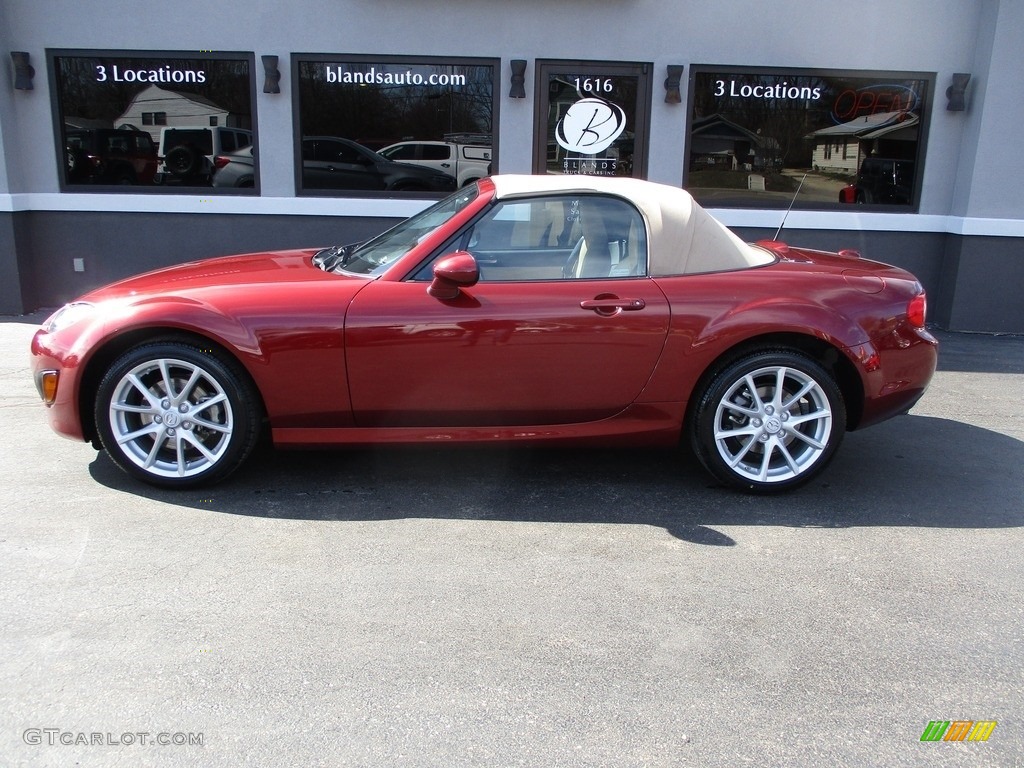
[344, 193, 670, 427]
[302, 138, 385, 190]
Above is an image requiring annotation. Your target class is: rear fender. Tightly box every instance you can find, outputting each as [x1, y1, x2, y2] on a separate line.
[639, 296, 871, 426]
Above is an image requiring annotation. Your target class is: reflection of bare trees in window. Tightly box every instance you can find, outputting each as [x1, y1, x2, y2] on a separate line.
[298, 62, 494, 148]
[693, 72, 831, 168]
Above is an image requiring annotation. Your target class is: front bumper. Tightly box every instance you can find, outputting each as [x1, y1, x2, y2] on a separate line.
[30, 328, 88, 442]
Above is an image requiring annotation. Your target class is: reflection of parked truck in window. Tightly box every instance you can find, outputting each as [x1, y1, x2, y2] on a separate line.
[839, 157, 914, 205]
[378, 135, 492, 187]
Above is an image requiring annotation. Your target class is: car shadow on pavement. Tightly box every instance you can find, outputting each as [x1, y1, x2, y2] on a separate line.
[88, 413, 1024, 545]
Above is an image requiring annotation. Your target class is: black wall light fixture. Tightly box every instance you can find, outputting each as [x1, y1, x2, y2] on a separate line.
[262, 55, 281, 94]
[946, 72, 971, 111]
[11, 51, 35, 91]
[509, 59, 527, 99]
[664, 65, 684, 104]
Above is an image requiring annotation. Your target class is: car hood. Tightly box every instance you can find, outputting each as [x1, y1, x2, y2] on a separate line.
[82, 248, 355, 302]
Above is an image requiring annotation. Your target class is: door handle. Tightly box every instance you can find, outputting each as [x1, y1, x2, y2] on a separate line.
[580, 297, 646, 312]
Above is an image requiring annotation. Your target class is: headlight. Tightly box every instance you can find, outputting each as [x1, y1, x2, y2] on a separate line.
[44, 301, 95, 333]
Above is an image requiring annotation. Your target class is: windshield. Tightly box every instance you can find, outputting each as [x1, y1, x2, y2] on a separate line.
[319, 184, 480, 275]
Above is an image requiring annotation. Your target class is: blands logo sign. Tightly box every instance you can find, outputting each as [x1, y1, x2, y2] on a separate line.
[555, 97, 626, 156]
[920, 720, 997, 742]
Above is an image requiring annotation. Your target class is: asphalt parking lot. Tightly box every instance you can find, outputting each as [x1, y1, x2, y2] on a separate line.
[2, 311, 1022, 767]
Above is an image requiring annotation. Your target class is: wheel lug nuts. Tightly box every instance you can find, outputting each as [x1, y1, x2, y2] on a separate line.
[765, 405, 774, 415]
[162, 399, 170, 409]
[182, 421, 192, 430]
[167, 428, 176, 436]
[154, 415, 162, 424]
[179, 404, 189, 413]
[752, 419, 762, 427]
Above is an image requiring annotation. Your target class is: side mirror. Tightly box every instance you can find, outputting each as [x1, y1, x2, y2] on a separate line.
[427, 251, 479, 300]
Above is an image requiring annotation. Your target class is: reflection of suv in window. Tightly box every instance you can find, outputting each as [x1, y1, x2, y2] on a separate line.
[301, 137, 456, 192]
[378, 138, 492, 187]
[65, 128, 158, 185]
[211, 146, 255, 188]
[840, 157, 915, 205]
[155, 126, 252, 185]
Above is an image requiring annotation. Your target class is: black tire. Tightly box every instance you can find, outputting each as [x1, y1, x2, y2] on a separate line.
[94, 340, 261, 488]
[689, 350, 846, 493]
[165, 144, 201, 177]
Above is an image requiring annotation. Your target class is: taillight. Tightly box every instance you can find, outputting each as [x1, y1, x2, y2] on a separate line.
[213, 155, 231, 169]
[907, 292, 927, 328]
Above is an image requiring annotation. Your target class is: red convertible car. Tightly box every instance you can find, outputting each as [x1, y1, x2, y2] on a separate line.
[31, 175, 937, 492]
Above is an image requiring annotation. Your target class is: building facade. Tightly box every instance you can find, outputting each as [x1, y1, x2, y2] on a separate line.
[1, 0, 1022, 332]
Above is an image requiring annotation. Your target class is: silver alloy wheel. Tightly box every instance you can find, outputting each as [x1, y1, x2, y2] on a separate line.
[712, 364, 833, 484]
[107, 357, 234, 479]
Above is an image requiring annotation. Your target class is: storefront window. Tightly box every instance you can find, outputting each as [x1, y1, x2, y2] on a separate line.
[686, 66, 933, 209]
[294, 55, 498, 196]
[49, 50, 256, 192]
[534, 60, 651, 179]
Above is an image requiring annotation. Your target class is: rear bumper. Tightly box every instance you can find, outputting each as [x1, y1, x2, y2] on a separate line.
[854, 325, 939, 429]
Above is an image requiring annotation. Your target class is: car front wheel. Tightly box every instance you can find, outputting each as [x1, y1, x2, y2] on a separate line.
[690, 350, 846, 492]
[95, 341, 260, 488]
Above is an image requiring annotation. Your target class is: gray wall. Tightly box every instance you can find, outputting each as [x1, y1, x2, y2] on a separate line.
[0, 0, 998, 203]
[14, 211, 396, 310]
[2, 0, 1023, 331]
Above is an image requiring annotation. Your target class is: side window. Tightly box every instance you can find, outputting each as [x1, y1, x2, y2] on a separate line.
[383, 144, 418, 161]
[456, 195, 646, 281]
[422, 145, 451, 161]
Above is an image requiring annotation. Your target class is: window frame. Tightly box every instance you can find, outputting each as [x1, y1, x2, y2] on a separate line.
[291, 52, 500, 199]
[46, 48, 259, 195]
[684, 64, 935, 212]
[532, 59, 653, 180]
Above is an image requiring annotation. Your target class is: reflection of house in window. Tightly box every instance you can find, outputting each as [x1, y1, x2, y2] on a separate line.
[114, 84, 245, 142]
[807, 111, 919, 175]
[689, 114, 780, 171]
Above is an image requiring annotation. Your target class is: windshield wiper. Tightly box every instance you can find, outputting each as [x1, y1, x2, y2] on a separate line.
[312, 243, 360, 272]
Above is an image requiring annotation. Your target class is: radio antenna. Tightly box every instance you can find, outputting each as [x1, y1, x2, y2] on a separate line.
[773, 173, 807, 241]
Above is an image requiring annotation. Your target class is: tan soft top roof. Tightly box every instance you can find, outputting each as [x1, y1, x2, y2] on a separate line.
[490, 175, 773, 275]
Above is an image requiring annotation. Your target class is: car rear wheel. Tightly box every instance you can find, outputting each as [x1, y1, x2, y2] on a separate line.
[690, 350, 846, 492]
[95, 341, 260, 488]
